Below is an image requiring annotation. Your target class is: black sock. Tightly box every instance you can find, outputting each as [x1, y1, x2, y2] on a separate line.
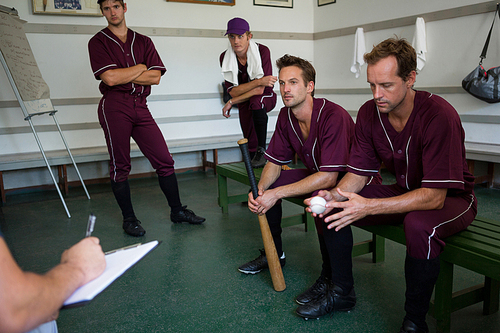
[266, 203, 283, 257]
[111, 180, 135, 220]
[158, 174, 183, 214]
[404, 254, 440, 332]
[252, 108, 268, 149]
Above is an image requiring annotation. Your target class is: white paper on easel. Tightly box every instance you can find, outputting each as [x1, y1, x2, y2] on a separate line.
[62, 240, 159, 308]
[0, 11, 50, 101]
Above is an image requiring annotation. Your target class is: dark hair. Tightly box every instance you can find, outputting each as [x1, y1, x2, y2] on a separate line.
[364, 37, 417, 81]
[276, 54, 316, 96]
[97, 0, 125, 9]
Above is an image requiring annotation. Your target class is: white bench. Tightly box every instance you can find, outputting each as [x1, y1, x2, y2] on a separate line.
[465, 141, 500, 188]
[0, 134, 250, 203]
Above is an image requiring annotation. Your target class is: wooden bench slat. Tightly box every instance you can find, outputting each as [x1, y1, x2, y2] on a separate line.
[468, 219, 500, 234]
[464, 225, 500, 241]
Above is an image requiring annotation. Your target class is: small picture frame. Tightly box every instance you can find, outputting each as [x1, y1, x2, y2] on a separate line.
[254, 0, 293, 9]
[166, 0, 235, 5]
[318, 0, 336, 6]
[32, 0, 102, 16]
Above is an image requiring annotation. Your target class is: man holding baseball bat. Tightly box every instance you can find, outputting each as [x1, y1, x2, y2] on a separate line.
[304, 38, 476, 333]
[244, 55, 370, 308]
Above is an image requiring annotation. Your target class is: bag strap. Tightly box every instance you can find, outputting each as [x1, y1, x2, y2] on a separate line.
[480, 3, 500, 65]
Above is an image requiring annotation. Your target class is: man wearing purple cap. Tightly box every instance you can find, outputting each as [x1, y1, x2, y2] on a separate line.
[88, 0, 205, 237]
[220, 17, 277, 168]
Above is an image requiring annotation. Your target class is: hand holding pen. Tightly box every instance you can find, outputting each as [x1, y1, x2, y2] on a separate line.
[86, 214, 96, 237]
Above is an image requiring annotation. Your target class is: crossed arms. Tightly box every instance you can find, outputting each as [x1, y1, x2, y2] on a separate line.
[99, 64, 161, 87]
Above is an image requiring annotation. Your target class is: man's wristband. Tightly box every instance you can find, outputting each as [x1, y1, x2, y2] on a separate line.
[229, 99, 233, 105]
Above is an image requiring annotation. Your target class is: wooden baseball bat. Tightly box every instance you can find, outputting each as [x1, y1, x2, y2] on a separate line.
[238, 138, 286, 292]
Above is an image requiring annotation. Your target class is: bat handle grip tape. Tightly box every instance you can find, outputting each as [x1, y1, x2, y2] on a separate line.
[238, 138, 259, 199]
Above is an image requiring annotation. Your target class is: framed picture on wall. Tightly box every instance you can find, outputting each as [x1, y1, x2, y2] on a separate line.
[166, 0, 235, 5]
[318, 0, 336, 6]
[254, 0, 293, 9]
[32, 0, 102, 16]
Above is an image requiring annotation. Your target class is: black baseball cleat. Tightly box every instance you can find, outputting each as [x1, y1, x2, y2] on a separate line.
[296, 284, 356, 320]
[238, 249, 286, 274]
[295, 275, 331, 305]
[170, 206, 205, 224]
[398, 319, 429, 333]
[123, 217, 146, 237]
[251, 147, 266, 168]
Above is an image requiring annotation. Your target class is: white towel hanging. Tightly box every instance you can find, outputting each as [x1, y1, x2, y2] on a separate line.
[221, 40, 264, 86]
[350, 27, 366, 79]
[412, 17, 427, 71]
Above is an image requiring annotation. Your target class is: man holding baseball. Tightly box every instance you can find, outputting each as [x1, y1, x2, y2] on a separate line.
[243, 54, 370, 308]
[304, 38, 476, 333]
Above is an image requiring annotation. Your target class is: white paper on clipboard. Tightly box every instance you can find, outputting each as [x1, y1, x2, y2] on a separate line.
[62, 240, 159, 309]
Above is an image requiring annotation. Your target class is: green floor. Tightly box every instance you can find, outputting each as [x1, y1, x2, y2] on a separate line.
[1, 170, 499, 333]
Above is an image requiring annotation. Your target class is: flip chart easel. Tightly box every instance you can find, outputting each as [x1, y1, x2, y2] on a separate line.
[0, 6, 89, 218]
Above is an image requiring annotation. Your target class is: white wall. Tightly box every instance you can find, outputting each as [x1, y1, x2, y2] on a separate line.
[312, 0, 500, 184]
[1, 0, 499, 189]
[0, 0, 314, 189]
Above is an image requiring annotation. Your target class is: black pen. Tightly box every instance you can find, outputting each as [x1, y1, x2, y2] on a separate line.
[86, 214, 96, 237]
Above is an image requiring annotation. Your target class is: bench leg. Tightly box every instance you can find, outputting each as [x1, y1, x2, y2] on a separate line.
[371, 234, 385, 263]
[202, 149, 219, 174]
[0, 171, 5, 203]
[433, 260, 454, 333]
[218, 173, 229, 214]
[213, 149, 218, 175]
[483, 277, 500, 315]
[57, 165, 69, 195]
[301, 208, 314, 232]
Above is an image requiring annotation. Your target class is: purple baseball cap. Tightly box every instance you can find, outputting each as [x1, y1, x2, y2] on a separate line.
[225, 17, 250, 36]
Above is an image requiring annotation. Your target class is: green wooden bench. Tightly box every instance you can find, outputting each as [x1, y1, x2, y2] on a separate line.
[216, 162, 500, 333]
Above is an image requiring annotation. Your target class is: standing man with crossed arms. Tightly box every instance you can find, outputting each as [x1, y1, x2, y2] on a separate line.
[303, 38, 476, 333]
[220, 17, 277, 168]
[88, 0, 205, 237]
[243, 55, 375, 309]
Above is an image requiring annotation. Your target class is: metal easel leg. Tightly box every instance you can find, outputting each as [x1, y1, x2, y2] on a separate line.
[50, 112, 90, 200]
[26, 117, 71, 218]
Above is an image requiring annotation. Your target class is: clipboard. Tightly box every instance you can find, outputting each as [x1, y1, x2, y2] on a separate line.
[62, 240, 160, 309]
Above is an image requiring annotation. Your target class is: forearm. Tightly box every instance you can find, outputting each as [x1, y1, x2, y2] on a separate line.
[229, 86, 264, 105]
[258, 162, 282, 192]
[0, 258, 84, 333]
[229, 78, 264, 98]
[365, 187, 447, 215]
[274, 172, 338, 200]
[99, 64, 147, 87]
[132, 69, 161, 86]
[0, 238, 105, 333]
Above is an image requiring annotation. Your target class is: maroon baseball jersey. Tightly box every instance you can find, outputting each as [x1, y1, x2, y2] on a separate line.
[88, 28, 166, 96]
[348, 90, 474, 195]
[265, 98, 355, 174]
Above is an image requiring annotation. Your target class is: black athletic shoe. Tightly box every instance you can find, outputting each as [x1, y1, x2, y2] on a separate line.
[296, 284, 356, 319]
[238, 249, 286, 274]
[170, 206, 205, 224]
[251, 147, 266, 168]
[296, 275, 331, 305]
[123, 217, 146, 237]
[398, 319, 429, 333]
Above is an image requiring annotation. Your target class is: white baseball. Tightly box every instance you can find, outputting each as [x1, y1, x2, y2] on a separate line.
[310, 196, 327, 214]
